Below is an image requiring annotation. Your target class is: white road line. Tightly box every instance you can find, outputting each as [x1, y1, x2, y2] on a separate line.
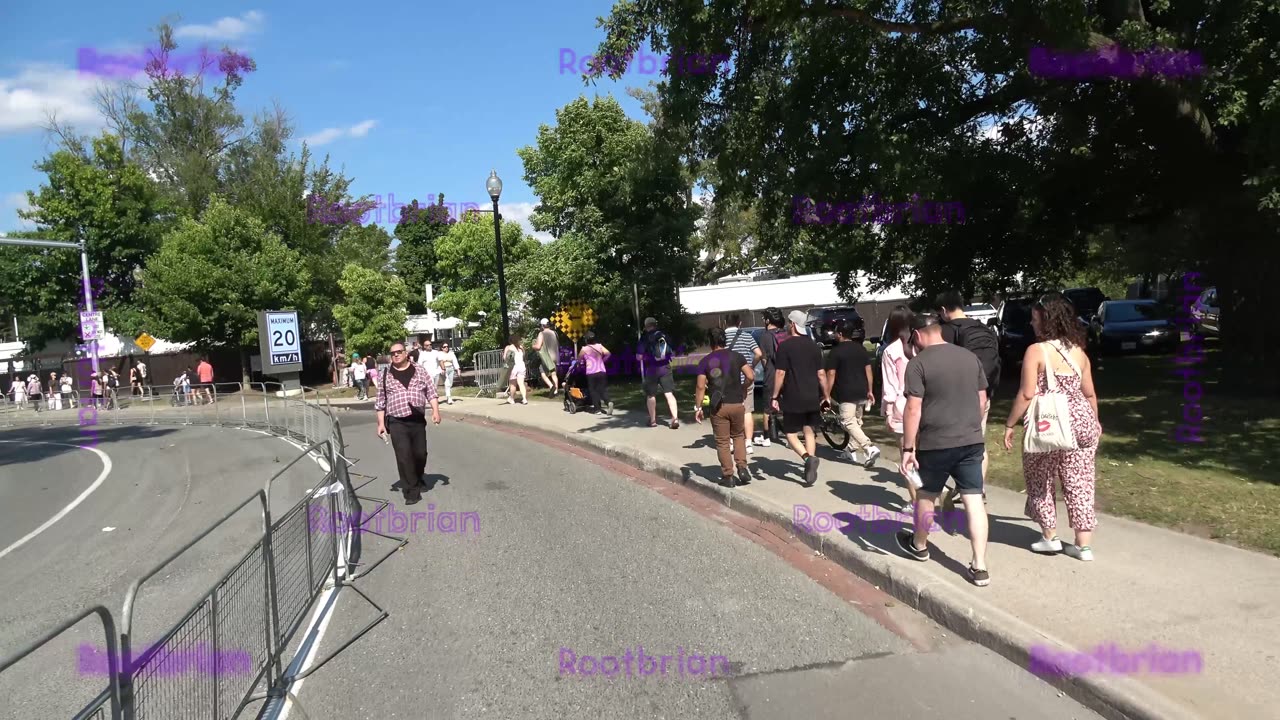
[0, 440, 112, 561]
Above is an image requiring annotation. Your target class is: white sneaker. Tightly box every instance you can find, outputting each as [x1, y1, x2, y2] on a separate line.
[746, 445, 754, 455]
[844, 449, 860, 464]
[759, 437, 771, 447]
[1064, 544, 1094, 562]
[863, 446, 881, 468]
[1031, 537, 1063, 554]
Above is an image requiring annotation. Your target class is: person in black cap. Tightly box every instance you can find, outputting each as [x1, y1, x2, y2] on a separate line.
[895, 312, 991, 586]
[770, 309, 829, 486]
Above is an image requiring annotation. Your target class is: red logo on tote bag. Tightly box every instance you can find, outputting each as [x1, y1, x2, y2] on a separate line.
[1037, 420, 1052, 433]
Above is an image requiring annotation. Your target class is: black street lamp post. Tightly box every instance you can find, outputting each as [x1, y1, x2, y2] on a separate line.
[486, 170, 511, 345]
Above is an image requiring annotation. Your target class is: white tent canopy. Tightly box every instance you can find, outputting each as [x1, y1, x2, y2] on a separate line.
[679, 272, 913, 315]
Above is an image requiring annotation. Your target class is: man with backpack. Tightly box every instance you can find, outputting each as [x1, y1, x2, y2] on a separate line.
[637, 317, 680, 428]
[937, 292, 1000, 509]
[756, 308, 788, 445]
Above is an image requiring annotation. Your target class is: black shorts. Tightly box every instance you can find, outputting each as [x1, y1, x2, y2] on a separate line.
[782, 410, 821, 434]
[643, 373, 675, 397]
[917, 443, 985, 496]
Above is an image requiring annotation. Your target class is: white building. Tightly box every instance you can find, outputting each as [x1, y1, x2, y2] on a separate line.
[679, 270, 914, 337]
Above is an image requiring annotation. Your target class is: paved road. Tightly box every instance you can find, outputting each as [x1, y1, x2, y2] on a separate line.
[0, 422, 325, 720]
[286, 409, 1102, 720]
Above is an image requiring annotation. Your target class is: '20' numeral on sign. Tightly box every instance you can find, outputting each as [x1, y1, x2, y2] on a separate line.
[272, 329, 297, 346]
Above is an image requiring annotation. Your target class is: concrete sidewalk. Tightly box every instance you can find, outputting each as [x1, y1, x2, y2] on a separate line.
[338, 392, 1276, 720]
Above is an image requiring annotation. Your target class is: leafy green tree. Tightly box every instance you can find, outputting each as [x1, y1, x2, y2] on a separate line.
[594, 0, 1280, 377]
[393, 195, 456, 313]
[430, 213, 539, 359]
[516, 96, 700, 345]
[0, 134, 170, 350]
[335, 222, 393, 273]
[332, 264, 409, 357]
[135, 196, 311, 381]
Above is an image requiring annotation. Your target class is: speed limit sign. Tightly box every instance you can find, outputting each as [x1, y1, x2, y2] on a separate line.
[257, 310, 304, 373]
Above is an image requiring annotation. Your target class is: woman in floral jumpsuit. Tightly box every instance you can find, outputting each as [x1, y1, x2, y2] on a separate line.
[1003, 294, 1102, 562]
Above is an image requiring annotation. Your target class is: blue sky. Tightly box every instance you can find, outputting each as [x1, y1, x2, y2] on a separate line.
[0, 1, 674, 241]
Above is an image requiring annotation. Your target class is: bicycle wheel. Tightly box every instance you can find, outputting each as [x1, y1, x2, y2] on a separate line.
[821, 408, 848, 450]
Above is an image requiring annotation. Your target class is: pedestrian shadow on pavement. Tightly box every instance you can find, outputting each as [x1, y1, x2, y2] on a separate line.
[745, 455, 808, 486]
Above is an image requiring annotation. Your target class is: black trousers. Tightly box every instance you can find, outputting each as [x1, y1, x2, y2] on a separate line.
[387, 418, 427, 495]
[587, 373, 609, 412]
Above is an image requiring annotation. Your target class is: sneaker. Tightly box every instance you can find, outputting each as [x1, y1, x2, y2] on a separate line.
[521, 399, 529, 405]
[758, 437, 771, 448]
[737, 465, 754, 486]
[843, 449, 861, 464]
[863, 446, 881, 468]
[967, 565, 991, 586]
[1031, 537, 1063, 554]
[1063, 544, 1094, 562]
[751, 436, 765, 446]
[803, 456, 819, 486]
[895, 528, 929, 561]
[724, 474, 737, 488]
[670, 418, 680, 429]
[746, 445, 754, 455]
[606, 401, 614, 416]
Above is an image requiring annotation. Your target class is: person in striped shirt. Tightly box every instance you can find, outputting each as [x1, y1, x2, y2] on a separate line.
[723, 314, 764, 453]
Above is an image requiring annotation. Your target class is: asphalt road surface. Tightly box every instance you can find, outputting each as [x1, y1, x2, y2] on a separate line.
[282, 408, 1103, 720]
[0, 422, 325, 720]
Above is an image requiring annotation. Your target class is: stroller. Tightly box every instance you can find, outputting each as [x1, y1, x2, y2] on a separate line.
[561, 359, 592, 414]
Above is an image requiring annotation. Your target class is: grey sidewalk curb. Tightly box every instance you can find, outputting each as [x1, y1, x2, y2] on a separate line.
[455, 404, 1202, 720]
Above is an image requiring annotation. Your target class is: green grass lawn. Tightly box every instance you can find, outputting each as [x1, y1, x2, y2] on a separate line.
[549, 345, 1280, 556]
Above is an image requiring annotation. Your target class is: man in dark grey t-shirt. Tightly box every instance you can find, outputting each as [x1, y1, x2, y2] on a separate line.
[895, 313, 991, 587]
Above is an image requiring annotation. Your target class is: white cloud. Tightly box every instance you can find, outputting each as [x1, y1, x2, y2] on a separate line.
[500, 201, 555, 243]
[2, 192, 35, 231]
[175, 11, 264, 41]
[300, 119, 378, 147]
[0, 63, 109, 135]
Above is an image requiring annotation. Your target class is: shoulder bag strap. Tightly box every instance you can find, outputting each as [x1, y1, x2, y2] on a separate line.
[1045, 339, 1082, 377]
[1038, 343, 1059, 392]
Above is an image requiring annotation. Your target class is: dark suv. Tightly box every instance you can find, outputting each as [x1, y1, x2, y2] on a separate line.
[805, 306, 866, 348]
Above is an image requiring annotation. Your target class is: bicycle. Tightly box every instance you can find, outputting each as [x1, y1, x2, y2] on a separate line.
[819, 402, 848, 450]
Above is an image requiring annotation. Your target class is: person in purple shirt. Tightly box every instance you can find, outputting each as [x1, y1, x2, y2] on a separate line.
[578, 331, 614, 415]
[694, 328, 756, 487]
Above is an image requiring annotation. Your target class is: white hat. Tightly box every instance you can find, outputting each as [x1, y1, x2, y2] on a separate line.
[787, 310, 807, 327]
[540, 318, 550, 326]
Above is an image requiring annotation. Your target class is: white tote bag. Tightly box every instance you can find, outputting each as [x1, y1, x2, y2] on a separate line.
[1023, 341, 1078, 453]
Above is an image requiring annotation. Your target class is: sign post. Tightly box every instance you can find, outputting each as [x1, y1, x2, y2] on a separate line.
[256, 310, 304, 395]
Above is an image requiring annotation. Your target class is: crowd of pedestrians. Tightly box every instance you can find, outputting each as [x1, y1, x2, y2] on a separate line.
[488, 291, 1101, 588]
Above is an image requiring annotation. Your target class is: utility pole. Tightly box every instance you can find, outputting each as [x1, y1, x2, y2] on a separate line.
[0, 236, 99, 375]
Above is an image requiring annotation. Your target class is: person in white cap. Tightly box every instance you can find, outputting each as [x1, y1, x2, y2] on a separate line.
[770, 310, 829, 486]
[532, 319, 561, 396]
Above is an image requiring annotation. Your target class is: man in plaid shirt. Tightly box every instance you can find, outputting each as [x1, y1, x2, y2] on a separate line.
[375, 341, 442, 504]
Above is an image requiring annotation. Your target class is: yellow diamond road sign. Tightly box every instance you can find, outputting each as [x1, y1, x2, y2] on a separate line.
[551, 301, 596, 342]
[135, 333, 156, 352]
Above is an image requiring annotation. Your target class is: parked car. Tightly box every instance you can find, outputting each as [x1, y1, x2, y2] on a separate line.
[993, 297, 1037, 368]
[804, 305, 866, 348]
[1192, 286, 1220, 337]
[1063, 287, 1108, 322]
[964, 303, 998, 325]
[1088, 300, 1180, 354]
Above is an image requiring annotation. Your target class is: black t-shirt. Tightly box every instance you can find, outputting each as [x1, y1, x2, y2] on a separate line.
[696, 349, 748, 405]
[824, 340, 870, 403]
[409, 348, 421, 363]
[774, 335, 823, 413]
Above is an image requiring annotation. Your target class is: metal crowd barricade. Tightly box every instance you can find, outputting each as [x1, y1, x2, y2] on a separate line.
[0, 379, 396, 720]
[471, 349, 505, 398]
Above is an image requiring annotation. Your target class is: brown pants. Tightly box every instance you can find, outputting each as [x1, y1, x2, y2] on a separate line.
[710, 403, 748, 478]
